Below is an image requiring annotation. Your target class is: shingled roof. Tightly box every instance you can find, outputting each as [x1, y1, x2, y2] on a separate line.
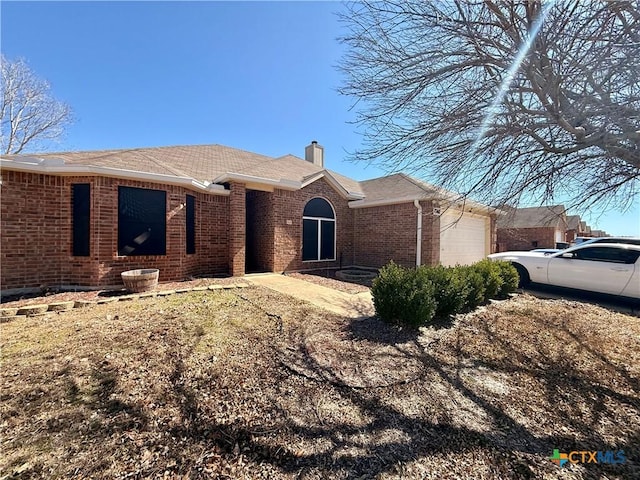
[1, 144, 364, 197]
[18, 144, 270, 180]
[497, 205, 567, 229]
[566, 214, 581, 230]
[1, 144, 496, 211]
[359, 173, 442, 202]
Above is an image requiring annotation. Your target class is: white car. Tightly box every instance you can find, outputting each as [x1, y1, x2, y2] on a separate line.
[531, 248, 562, 255]
[488, 243, 640, 299]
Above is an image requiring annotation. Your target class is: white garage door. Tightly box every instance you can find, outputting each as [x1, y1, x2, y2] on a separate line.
[439, 210, 488, 266]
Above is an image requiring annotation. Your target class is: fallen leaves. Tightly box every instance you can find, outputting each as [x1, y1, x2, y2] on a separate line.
[1, 289, 638, 479]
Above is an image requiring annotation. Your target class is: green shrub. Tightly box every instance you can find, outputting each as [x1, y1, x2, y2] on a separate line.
[421, 265, 467, 319]
[454, 265, 486, 311]
[372, 259, 521, 327]
[403, 267, 437, 327]
[371, 261, 406, 323]
[494, 261, 519, 298]
[472, 259, 504, 302]
[371, 262, 436, 327]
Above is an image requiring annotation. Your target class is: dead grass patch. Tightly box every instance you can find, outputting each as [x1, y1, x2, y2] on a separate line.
[1, 289, 638, 479]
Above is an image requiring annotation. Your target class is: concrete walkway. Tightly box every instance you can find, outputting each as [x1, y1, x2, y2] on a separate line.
[245, 273, 375, 319]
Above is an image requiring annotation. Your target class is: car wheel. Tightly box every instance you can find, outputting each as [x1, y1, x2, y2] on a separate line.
[513, 263, 530, 287]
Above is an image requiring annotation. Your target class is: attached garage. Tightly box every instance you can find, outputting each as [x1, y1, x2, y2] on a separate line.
[439, 209, 490, 266]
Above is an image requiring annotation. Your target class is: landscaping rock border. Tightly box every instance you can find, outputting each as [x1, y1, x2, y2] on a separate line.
[0, 307, 18, 317]
[16, 304, 49, 316]
[1, 284, 249, 321]
[48, 301, 75, 312]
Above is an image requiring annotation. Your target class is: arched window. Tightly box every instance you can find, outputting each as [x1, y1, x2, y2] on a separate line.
[302, 198, 335, 261]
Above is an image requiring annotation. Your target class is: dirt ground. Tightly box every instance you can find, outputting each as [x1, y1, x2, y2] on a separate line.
[286, 270, 371, 294]
[0, 277, 241, 308]
[1, 284, 638, 479]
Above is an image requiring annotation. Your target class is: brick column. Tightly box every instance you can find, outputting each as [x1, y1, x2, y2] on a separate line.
[422, 200, 441, 266]
[490, 214, 498, 253]
[228, 182, 246, 276]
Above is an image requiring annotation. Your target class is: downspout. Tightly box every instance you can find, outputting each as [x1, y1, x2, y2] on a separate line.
[414, 199, 422, 266]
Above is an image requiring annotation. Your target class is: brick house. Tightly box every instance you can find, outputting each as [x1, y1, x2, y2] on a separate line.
[1, 142, 498, 292]
[496, 205, 567, 251]
[565, 215, 581, 243]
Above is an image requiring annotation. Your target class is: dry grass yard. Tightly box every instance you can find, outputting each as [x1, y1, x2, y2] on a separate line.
[1, 286, 638, 479]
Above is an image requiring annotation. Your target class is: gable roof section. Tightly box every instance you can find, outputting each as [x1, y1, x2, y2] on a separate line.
[566, 214, 581, 230]
[301, 170, 364, 199]
[497, 205, 567, 229]
[210, 154, 363, 199]
[0, 144, 362, 197]
[358, 173, 438, 204]
[350, 173, 494, 213]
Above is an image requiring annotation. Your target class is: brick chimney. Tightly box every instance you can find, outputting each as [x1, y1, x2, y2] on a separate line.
[305, 140, 324, 168]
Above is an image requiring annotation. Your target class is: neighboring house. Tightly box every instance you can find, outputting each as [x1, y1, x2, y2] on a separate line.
[590, 229, 610, 238]
[565, 215, 581, 243]
[0, 142, 498, 292]
[496, 205, 567, 251]
[579, 221, 592, 236]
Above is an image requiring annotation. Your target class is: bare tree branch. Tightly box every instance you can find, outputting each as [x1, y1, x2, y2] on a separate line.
[338, 0, 640, 212]
[1, 55, 71, 154]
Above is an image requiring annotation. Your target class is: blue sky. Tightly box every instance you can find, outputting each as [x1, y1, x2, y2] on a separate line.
[2, 1, 638, 235]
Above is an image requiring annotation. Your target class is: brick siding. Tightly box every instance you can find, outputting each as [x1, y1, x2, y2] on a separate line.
[497, 226, 557, 251]
[421, 201, 441, 266]
[1, 171, 228, 290]
[2, 170, 497, 290]
[271, 178, 354, 272]
[353, 201, 439, 268]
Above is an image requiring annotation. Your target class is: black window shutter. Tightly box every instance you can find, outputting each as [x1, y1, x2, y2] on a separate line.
[72, 184, 91, 256]
[186, 195, 196, 254]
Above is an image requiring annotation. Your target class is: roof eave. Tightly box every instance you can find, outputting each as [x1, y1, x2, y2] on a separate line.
[350, 194, 497, 214]
[0, 158, 229, 195]
[213, 172, 301, 191]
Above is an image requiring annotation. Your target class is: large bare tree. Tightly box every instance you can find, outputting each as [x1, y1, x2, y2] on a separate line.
[339, 1, 640, 211]
[1, 55, 71, 154]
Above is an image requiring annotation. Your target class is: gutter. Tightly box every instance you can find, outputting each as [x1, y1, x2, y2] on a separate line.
[212, 172, 301, 191]
[414, 199, 422, 266]
[349, 195, 429, 209]
[0, 158, 229, 195]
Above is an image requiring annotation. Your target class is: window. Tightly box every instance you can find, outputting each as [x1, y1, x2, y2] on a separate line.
[573, 246, 640, 264]
[72, 184, 90, 256]
[118, 186, 166, 256]
[302, 197, 335, 261]
[186, 194, 195, 254]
